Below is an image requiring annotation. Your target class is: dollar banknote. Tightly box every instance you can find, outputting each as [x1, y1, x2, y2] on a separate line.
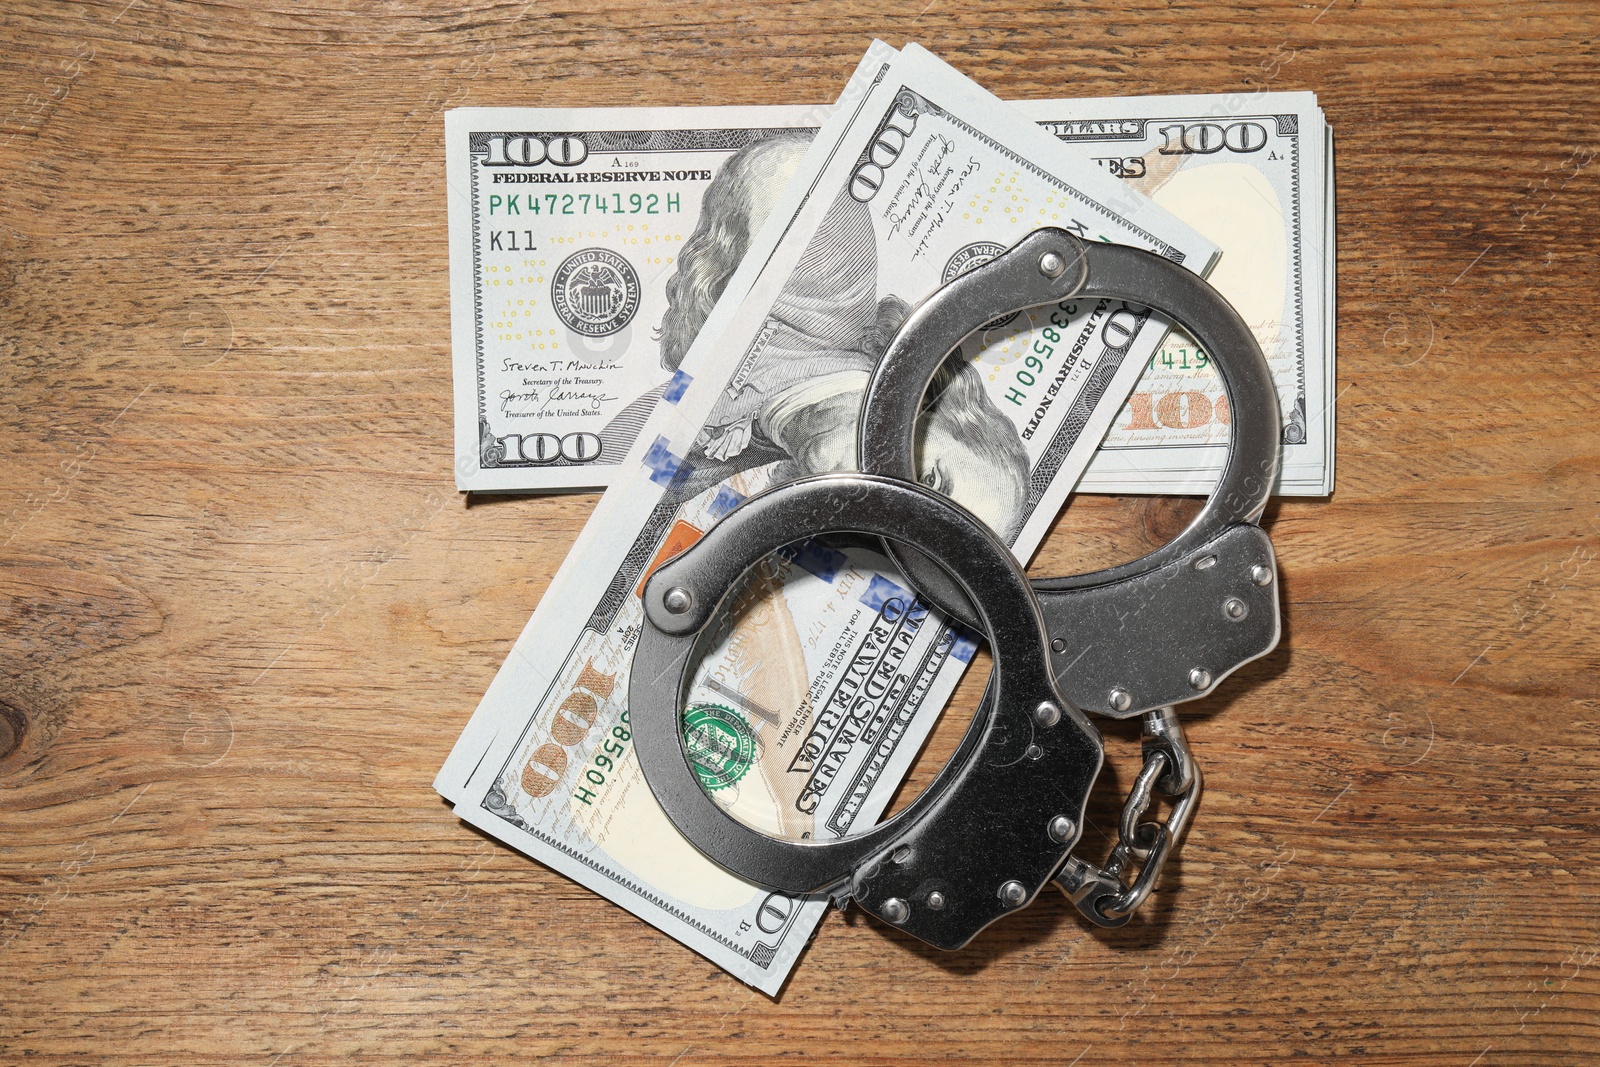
[1012, 94, 1333, 495]
[448, 95, 1332, 496]
[447, 104, 826, 491]
[436, 41, 1218, 993]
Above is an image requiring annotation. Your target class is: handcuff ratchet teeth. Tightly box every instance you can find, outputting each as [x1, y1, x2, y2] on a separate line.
[631, 227, 1284, 949]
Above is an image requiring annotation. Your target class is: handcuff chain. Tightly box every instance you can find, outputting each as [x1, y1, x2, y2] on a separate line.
[1055, 706, 1202, 928]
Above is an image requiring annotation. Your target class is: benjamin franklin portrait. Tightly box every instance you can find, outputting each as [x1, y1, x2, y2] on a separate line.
[656, 130, 1029, 542]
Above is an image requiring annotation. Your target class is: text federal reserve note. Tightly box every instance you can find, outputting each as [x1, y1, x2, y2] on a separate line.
[438, 42, 1216, 993]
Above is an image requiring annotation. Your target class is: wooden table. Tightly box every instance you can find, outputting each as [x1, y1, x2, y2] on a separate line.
[2, 1, 1596, 1062]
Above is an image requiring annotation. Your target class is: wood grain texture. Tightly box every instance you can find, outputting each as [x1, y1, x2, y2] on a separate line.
[1, 0, 1597, 1063]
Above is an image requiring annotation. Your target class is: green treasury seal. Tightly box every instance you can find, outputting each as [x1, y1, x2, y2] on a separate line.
[682, 703, 756, 792]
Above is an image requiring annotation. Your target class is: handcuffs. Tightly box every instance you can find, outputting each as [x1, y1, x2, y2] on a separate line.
[631, 228, 1282, 951]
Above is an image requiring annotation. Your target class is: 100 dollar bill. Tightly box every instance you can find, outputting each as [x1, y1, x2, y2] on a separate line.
[438, 41, 1217, 993]
[447, 105, 825, 491]
[448, 95, 1331, 495]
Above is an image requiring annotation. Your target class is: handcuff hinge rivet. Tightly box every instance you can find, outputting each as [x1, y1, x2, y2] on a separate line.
[1039, 251, 1067, 279]
[1048, 815, 1077, 844]
[1223, 596, 1248, 620]
[662, 587, 693, 614]
[1108, 687, 1133, 714]
[1188, 667, 1212, 690]
[1050, 637, 1067, 654]
[1026, 744, 1044, 760]
[999, 880, 1028, 907]
[925, 891, 946, 911]
[1250, 563, 1274, 586]
[1033, 701, 1062, 727]
[881, 897, 909, 924]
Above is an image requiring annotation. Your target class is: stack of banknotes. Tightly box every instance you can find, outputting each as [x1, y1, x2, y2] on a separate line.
[437, 41, 1334, 993]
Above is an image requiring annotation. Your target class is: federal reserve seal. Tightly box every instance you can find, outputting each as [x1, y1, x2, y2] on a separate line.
[551, 248, 641, 337]
[682, 703, 756, 792]
[944, 241, 1019, 331]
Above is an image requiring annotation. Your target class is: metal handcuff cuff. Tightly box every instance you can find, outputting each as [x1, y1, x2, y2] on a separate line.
[632, 228, 1282, 951]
